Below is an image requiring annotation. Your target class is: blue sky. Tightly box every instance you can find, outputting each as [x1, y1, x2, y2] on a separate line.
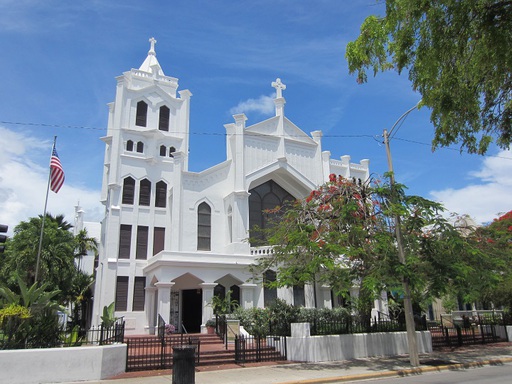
[0, 0, 511, 234]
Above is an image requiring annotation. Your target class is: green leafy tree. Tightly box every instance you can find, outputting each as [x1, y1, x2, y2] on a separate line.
[346, 1, 512, 154]
[0, 214, 78, 303]
[252, 175, 469, 321]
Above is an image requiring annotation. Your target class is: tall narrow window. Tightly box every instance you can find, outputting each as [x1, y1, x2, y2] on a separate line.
[293, 285, 305, 307]
[136, 226, 149, 260]
[136, 101, 148, 127]
[197, 202, 211, 251]
[159, 105, 170, 131]
[264, 270, 277, 306]
[169, 146, 176, 157]
[122, 177, 135, 205]
[126, 140, 134, 151]
[136, 141, 144, 153]
[155, 181, 167, 208]
[139, 179, 151, 206]
[115, 276, 129, 311]
[153, 227, 165, 255]
[227, 206, 233, 243]
[133, 277, 146, 311]
[119, 224, 132, 259]
[159, 145, 166, 156]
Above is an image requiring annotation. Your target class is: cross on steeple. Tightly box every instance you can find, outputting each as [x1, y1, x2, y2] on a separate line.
[272, 78, 286, 98]
[148, 37, 157, 55]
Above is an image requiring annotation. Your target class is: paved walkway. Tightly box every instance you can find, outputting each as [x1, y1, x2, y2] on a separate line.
[64, 343, 512, 384]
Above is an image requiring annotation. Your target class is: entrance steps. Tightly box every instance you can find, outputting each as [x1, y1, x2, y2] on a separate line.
[125, 333, 237, 368]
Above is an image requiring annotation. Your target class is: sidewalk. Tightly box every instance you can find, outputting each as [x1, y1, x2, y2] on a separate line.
[65, 343, 512, 384]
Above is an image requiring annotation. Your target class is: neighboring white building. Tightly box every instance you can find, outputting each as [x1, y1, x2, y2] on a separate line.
[91, 38, 374, 335]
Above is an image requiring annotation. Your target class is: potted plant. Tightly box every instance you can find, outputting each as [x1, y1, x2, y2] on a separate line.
[205, 319, 216, 334]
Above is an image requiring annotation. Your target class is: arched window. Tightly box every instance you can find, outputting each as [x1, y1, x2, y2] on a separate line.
[122, 177, 135, 205]
[155, 181, 167, 208]
[126, 140, 134, 152]
[169, 146, 176, 157]
[136, 101, 148, 127]
[159, 105, 170, 131]
[249, 180, 294, 245]
[159, 145, 166, 156]
[139, 179, 151, 206]
[197, 202, 211, 251]
[136, 141, 144, 153]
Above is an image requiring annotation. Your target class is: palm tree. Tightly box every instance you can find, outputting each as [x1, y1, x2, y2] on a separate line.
[74, 229, 98, 270]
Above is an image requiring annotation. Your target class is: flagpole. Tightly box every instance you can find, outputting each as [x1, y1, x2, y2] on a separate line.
[35, 136, 57, 284]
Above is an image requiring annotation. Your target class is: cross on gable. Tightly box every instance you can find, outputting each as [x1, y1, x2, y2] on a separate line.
[271, 78, 286, 98]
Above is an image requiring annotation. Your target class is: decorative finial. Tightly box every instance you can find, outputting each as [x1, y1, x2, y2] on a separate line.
[149, 37, 157, 55]
[271, 78, 286, 98]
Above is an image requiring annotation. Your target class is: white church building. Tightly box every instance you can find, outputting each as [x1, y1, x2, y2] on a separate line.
[91, 38, 377, 335]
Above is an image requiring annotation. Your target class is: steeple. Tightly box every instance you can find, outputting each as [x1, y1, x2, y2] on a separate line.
[139, 37, 165, 76]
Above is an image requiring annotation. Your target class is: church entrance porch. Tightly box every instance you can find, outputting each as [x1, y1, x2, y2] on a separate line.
[181, 289, 202, 333]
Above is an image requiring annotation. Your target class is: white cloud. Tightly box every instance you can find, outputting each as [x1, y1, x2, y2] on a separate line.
[429, 150, 512, 225]
[229, 93, 276, 116]
[0, 127, 103, 235]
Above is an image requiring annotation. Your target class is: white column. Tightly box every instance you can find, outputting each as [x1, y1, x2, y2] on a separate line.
[155, 282, 174, 324]
[320, 285, 332, 309]
[304, 284, 316, 308]
[200, 283, 218, 326]
[240, 283, 257, 309]
[145, 287, 157, 335]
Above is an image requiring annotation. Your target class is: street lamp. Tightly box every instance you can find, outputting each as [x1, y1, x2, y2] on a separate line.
[383, 101, 421, 367]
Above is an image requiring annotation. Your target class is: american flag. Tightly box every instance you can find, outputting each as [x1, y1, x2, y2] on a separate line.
[50, 147, 65, 193]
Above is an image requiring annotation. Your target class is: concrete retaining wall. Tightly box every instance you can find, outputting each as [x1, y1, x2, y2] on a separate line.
[0, 344, 126, 384]
[287, 323, 432, 362]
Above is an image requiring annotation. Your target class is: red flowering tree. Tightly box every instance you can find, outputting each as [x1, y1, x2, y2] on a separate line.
[252, 174, 469, 320]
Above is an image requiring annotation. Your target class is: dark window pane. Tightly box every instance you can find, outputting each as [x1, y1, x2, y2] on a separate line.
[119, 225, 132, 259]
[159, 106, 170, 131]
[126, 140, 134, 151]
[153, 227, 165, 255]
[249, 180, 294, 245]
[136, 141, 144, 153]
[264, 270, 277, 306]
[169, 146, 176, 157]
[115, 276, 129, 311]
[159, 145, 166, 156]
[133, 277, 146, 311]
[139, 179, 151, 206]
[136, 101, 148, 127]
[136, 226, 148, 260]
[197, 202, 211, 251]
[122, 177, 135, 205]
[293, 285, 305, 307]
[155, 181, 166, 208]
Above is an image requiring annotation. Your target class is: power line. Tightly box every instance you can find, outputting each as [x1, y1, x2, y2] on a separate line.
[2, 119, 511, 161]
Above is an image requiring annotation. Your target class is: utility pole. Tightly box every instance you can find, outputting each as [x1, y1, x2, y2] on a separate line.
[383, 103, 421, 367]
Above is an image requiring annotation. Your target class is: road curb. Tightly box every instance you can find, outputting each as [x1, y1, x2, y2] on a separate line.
[278, 357, 512, 384]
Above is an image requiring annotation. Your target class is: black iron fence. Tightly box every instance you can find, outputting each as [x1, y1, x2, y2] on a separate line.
[0, 318, 125, 350]
[428, 312, 508, 348]
[234, 335, 287, 364]
[264, 314, 412, 337]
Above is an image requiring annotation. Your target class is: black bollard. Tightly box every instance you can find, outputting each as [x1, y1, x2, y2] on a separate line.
[172, 345, 196, 384]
